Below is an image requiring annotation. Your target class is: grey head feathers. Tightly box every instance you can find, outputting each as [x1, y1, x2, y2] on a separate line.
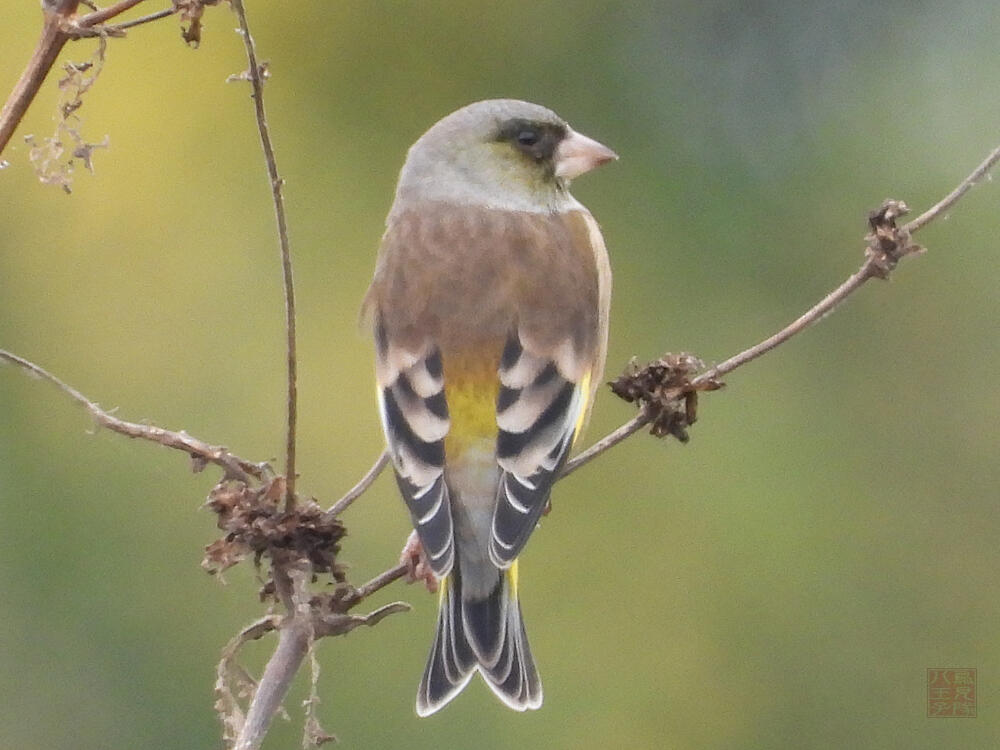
[390, 99, 582, 216]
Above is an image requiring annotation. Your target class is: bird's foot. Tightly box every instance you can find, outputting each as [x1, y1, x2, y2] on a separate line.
[400, 530, 439, 593]
[542, 499, 552, 516]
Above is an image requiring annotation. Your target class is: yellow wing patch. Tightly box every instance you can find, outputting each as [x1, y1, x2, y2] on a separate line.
[571, 369, 593, 446]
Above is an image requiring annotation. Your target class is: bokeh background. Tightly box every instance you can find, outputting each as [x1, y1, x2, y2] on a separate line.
[1, 2, 998, 748]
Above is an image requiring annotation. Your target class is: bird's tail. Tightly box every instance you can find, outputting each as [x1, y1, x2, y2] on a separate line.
[416, 558, 542, 716]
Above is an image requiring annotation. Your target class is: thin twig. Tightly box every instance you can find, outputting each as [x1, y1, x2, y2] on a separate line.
[325, 451, 389, 518]
[230, 0, 298, 512]
[0, 348, 267, 482]
[105, 7, 175, 32]
[561, 412, 649, 478]
[223, 5, 308, 746]
[564, 144, 1000, 472]
[351, 563, 408, 602]
[313, 600, 411, 639]
[78, 0, 147, 27]
[692, 261, 877, 384]
[904, 145, 1000, 233]
[0, 1, 81, 155]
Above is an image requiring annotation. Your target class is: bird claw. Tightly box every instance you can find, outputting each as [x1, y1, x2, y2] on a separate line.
[400, 530, 439, 593]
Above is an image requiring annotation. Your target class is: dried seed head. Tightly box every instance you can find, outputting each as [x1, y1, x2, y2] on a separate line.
[609, 353, 723, 442]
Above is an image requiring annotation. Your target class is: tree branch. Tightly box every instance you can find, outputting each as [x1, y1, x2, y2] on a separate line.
[350, 562, 408, 603]
[0, 0, 181, 159]
[77, 0, 148, 27]
[0, 11, 386, 741]
[0, 348, 268, 482]
[325, 451, 389, 518]
[563, 145, 1000, 472]
[215, 615, 282, 746]
[227, 558, 408, 750]
[904, 145, 1000, 234]
[691, 255, 882, 384]
[230, 0, 298, 512]
[0, 1, 81, 155]
[103, 7, 175, 33]
[561, 413, 649, 478]
[216, 4, 320, 747]
[233, 617, 311, 750]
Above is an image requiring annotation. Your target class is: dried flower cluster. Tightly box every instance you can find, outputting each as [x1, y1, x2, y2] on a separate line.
[25, 37, 109, 193]
[203, 476, 347, 590]
[609, 353, 723, 441]
[865, 199, 925, 279]
[175, 0, 222, 46]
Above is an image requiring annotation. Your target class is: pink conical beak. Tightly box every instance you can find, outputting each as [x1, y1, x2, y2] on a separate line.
[554, 129, 618, 180]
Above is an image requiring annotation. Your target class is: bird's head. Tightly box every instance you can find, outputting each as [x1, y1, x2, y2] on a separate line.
[394, 99, 617, 213]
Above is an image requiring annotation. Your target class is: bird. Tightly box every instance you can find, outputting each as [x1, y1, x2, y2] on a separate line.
[362, 99, 616, 716]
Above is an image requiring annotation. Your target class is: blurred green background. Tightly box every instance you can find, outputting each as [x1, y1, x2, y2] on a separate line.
[1, 2, 998, 748]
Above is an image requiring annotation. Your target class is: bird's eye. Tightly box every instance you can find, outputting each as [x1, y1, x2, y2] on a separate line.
[516, 129, 540, 147]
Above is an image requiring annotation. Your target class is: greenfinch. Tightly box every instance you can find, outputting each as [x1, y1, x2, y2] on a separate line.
[363, 99, 615, 715]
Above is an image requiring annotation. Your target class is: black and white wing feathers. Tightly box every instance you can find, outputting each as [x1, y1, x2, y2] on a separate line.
[489, 335, 587, 568]
[375, 321, 455, 577]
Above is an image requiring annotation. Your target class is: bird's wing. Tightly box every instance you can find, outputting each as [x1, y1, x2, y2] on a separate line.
[374, 317, 455, 577]
[365, 203, 611, 574]
[488, 333, 592, 568]
[487, 207, 611, 569]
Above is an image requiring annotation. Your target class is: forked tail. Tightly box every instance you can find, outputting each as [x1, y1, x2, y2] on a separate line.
[416, 559, 542, 716]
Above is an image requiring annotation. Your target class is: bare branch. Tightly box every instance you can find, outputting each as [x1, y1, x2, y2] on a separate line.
[313, 600, 411, 639]
[0, 0, 184, 160]
[325, 451, 389, 518]
[564, 145, 1000, 472]
[0, 1, 81, 155]
[230, 0, 298, 512]
[214, 4, 320, 746]
[227, 564, 312, 750]
[561, 413, 649, 478]
[105, 7, 175, 32]
[215, 615, 282, 746]
[693, 259, 879, 384]
[0, 348, 268, 482]
[350, 562, 408, 603]
[227, 559, 410, 750]
[233, 618, 311, 750]
[904, 145, 1000, 234]
[78, 0, 148, 27]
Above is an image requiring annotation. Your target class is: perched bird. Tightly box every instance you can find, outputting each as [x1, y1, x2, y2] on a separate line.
[363, 99, 616, 716]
